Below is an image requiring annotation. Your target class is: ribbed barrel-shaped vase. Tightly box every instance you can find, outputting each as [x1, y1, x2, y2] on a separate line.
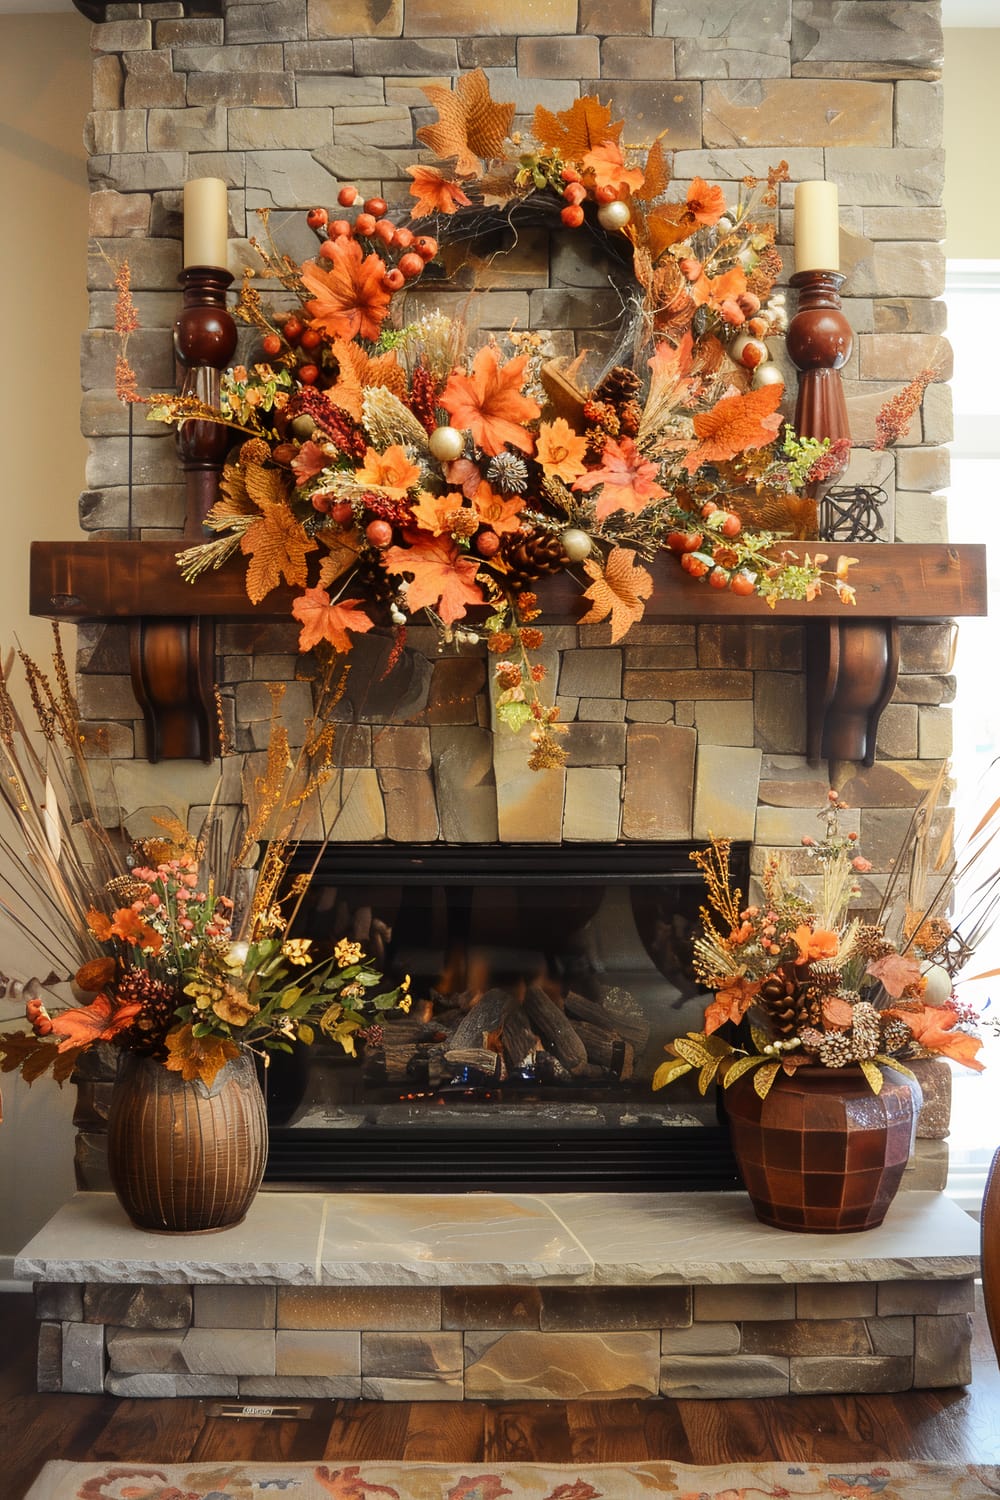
[724, 1065, 921, 1233]
[107, 1050, 268, 1233]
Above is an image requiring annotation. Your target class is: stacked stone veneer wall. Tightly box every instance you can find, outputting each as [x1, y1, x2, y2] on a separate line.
[35, 1273, 974, 1400]
[78, 0, 954, 834]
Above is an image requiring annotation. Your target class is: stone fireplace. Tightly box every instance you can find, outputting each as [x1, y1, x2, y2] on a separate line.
[18, 0, 983, 1405]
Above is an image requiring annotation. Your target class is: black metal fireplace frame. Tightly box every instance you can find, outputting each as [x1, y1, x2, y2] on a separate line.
[263, 841, 749, 1193]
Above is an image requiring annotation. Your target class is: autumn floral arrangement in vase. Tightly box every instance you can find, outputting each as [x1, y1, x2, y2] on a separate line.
[653, 784, 993, 1233]
[136, 70, 870, 771]
[0, 637, 410, 1232]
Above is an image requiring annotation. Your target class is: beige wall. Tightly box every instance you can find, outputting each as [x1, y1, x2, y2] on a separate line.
[943, 30, 1000, 259]
[0, 13, 91, 1271]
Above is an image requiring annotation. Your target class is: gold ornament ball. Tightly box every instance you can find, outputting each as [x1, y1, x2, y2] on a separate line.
[561, 527, 593, 562]
[751, 362, 784, 389]
[428, 425, 465, 462]
[597, 200, 631, 232]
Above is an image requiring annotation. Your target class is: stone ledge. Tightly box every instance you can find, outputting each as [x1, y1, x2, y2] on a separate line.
[15, 1189, 979, 1289]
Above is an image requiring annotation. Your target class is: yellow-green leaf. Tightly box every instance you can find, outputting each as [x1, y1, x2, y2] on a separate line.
[753, 1060, 780, 1098]
[296, 1022, 314, 1045]
[859, 1059, 884, 1094]
[672, 1035, 714, 1068]
[750, 1023, 771, 1053]
[698, 1059, 723, 1095]
[722, 1054, 764, 1087]
[652, 1057, 692, 1090]
[279, 986, 304, 1009]
[875, 1053, 916, 1080]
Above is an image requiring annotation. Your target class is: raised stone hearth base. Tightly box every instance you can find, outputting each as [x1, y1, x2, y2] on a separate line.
[15, 1190, 979, 1401]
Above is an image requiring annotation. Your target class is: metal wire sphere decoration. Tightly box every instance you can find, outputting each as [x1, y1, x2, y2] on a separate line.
[818, 483, 889, 543]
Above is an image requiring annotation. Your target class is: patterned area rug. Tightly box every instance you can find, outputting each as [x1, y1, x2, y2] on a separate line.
[21, 1460, 1000, 1500]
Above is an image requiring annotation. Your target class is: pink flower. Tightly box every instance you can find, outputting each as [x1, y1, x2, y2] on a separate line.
[852, 855, 872, 872]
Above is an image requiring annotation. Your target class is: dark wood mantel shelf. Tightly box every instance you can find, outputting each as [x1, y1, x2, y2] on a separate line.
[30, 538, 988, 769]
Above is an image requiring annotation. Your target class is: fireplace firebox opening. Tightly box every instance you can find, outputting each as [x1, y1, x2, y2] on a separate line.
[261, 843, 747, 1193]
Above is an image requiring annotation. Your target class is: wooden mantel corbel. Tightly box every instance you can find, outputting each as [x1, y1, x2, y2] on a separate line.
[30, 537, 988, 772]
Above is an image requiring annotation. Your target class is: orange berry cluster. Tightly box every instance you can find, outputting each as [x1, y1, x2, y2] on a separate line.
[557, 166, 626, 229]
[308, 188, 438, 290]
[665, 503, 758, 595]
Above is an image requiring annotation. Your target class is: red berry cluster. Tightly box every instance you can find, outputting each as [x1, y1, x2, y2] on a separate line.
[666, 502, 757, 595]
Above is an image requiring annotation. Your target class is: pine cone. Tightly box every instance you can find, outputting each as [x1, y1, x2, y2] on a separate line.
[115, 970, 178, 1056]
[619, 398, 642, 438]
[593, 365, 641, 409]
[499, 532, 568, 587]
[354, 551, 395, 609]
[758, 970, 812, 1038]
[581, 398, 620, 436]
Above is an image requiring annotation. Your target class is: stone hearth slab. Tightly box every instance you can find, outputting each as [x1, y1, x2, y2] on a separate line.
[550, 1190, 980, 1284]
[14, 1190, 979, 1288]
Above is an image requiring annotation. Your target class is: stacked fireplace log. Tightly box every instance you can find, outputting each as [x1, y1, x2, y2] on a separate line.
[364, 983, 651, 1092]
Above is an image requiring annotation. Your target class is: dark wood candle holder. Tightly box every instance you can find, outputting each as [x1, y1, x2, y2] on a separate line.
[787, 269, 853, 457]
[128, 264, 237, 764]
[787, 268, 893, 770]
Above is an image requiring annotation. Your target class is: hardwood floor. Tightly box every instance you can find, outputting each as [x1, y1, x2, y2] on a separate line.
[3, 1291, 998, 1500]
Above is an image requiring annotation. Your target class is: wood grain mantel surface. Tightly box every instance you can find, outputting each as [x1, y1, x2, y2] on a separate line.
[29, 539, 989, 624]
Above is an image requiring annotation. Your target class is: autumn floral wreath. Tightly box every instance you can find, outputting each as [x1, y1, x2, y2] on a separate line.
[143, 70, 875, 770]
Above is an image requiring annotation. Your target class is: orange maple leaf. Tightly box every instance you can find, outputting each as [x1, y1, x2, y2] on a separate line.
[683, 383, 784, 474]
[690, 264, 748, 312]
[240, 501, 317, 603]
[417, 69, 515, 178]
[703, 976, 760, 1035]
[406, 164, 473, 218]
[533, 94, 624, 159]
[291, 589, 375, 654]
[643, 203, 695, 261]
[686, 176, 728, 227]
[49, 992, 143, 1053]
[867, 950, 925, 999]
[383, 531, 485, 625]
[317, 530, 362, 592]
[633, 137, 670, 204]
[354, 445, 422, 498]
[439, 346, 540, 457]
[443, 457, 483, 500]
[577, 546, 654, 642]
[536, 418, 589, 483]
[301, 240, 391, 344]
[163, 1023, 240, 1087]
[572, 436, 666, 520]
[645, 333, 698, 413]
[471, 480, 524, 536]
[883, 1004, 985, 1071]
[582, 140, 645, 197]
[326, 337, 405, 421]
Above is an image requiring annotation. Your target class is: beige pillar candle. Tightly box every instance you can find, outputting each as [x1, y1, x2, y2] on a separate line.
[183, 177, 229, 269]
[793, 180, 840, 274]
